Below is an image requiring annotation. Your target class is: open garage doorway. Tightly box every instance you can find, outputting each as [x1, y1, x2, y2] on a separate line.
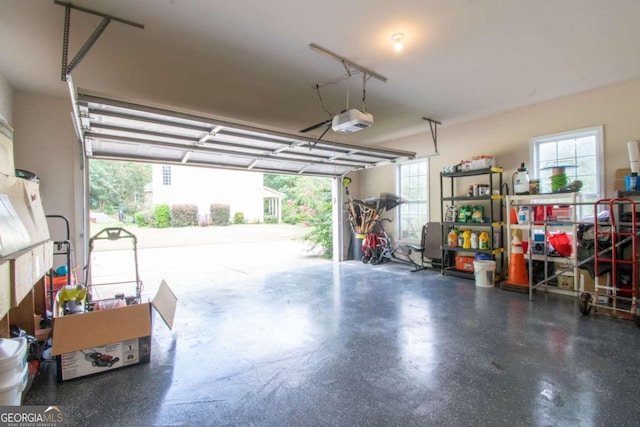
[68, 90, 415, 296]
[85, 158, 333, 299]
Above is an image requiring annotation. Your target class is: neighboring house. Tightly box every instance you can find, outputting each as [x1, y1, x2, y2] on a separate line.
[151, 164, 281, 223]
[263, 186, 285, 223]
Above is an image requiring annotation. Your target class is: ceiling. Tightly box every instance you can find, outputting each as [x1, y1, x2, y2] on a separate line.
[2, 0, 640, 148]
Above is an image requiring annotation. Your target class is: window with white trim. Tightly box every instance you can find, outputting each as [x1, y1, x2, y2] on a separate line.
[162, 165, 172, 186]
[529, 126, 604, 217]
[396, 159, 428, 241]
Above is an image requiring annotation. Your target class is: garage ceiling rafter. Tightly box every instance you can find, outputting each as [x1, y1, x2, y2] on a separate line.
[74, 91, 416, 177]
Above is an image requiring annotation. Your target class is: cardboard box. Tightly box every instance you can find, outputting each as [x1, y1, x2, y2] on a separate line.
[0, 177, 50, 256]
[57, 337, 151, 382]
[557, 275, 574, 290]
[31, 242, 47, 283]
[580, 271, 610, 294]
[8, 241, 52, 307]
[21, 179, 50, 245]
[469, 156, 496, 170]
[51, 280, 176, 382]
[615, 168, 631, 192]
[9, 247, 33, 307]
[0, 193, 31, 257]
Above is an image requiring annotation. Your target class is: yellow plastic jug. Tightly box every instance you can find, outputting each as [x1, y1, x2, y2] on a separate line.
[479, 231, 490, 249]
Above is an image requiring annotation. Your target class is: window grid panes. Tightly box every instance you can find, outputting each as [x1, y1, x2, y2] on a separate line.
[530, 127, 603, 218]
[397, 160, 428, 241]
[162, 165, 172, 186]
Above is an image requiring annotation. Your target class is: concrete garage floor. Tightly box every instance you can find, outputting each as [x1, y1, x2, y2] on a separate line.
[24, 259, 640, 426]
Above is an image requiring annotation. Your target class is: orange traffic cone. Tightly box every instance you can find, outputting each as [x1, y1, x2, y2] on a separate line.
[510, 207, 519, 225]
[505, 229, 528, 287]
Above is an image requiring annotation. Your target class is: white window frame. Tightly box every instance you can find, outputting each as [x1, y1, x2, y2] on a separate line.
[162, 165, 172, 186]
[395, 158, 429, 243]
[529, 125, 604, 216]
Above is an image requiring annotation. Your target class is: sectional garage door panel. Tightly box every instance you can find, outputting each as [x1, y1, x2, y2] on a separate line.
[75, 90, 416, 177]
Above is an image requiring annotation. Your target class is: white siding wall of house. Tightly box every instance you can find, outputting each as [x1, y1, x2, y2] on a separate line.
[151, 165, 264, 223]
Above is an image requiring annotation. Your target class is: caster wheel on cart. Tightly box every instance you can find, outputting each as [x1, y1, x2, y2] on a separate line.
[578, 292, 592, 316]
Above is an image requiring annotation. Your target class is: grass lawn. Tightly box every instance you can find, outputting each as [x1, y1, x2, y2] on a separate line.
[88, 221, 313, 250]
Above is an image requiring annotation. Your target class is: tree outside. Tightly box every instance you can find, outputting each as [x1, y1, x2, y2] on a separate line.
[88, 160, 333, 258]
[89, 159, 151, 220]
[264, 174, 333, 258]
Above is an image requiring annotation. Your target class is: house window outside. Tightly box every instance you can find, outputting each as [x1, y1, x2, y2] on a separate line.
[162, 165, 172, 186]
[396, 159, 428, 241]
[529, 126, 604, 218]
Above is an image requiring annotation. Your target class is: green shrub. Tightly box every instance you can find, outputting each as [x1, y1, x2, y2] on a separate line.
[171, 204, 198, 227]
[209, 203, 230, 226]
[233, 212, 245, 224]
[303, 196, 333, 259]
[154, 204, 171, 228]
[264, 215, 278, 224]
[134, 210, 154, 227]
[104, 205, 116, 216]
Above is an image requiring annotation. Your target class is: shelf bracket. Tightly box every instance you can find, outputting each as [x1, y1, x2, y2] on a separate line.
[56, 0, 144, 81]
[423, 117, 441, 156]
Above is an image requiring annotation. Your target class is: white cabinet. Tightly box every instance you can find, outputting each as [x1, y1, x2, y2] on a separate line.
[506, 193, 581, 297]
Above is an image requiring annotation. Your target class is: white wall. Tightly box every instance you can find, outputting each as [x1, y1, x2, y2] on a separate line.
[355, 77, 640, 224]
[0, 73, 12, 125]
[13, 91, 85, 264]
[152, 165, 264, 222]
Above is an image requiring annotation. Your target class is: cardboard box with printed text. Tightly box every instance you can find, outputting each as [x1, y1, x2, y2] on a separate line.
[51, 280, 176, 381]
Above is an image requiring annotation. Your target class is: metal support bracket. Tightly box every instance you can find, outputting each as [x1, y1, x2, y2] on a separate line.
[55, 1, 144, 81]
[422, 117, 441, 155]
[309, 43, 388, 83]
[308, 125, 332, 151]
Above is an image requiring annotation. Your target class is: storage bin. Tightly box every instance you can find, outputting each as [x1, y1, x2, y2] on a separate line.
[455, 256, 475, 272]
[0, 337, 28, 405]
[0, 338, 27, 388]
[0, 363, 28, 405]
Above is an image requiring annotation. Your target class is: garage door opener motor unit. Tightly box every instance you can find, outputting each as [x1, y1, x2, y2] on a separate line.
[332, 109, 374, 134]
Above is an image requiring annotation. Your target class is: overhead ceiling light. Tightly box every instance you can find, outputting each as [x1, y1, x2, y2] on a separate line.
[391, 33, 405, 52]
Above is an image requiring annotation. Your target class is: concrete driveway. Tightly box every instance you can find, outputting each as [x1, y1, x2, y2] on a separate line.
[83, 223, 330, 300]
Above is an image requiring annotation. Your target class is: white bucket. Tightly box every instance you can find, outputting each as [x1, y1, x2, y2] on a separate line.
[0, 338, 27, 389]
[0, 363, 28, 405]
[473, 260, 496, 288]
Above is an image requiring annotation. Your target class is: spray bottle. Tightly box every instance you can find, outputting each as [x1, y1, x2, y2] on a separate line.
[513, 163, 530, 195]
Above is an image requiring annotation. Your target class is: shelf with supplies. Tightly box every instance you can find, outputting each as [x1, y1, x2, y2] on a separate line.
[506, 193, 582, 299]
[443, 221, 503, 228]
[440, 167, 504, 280]
[442, 195, 504, 202]
[0, 121, 54, 342]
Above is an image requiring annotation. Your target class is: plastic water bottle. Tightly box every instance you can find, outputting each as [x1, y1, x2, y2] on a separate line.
[470, 231, 479, 249]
